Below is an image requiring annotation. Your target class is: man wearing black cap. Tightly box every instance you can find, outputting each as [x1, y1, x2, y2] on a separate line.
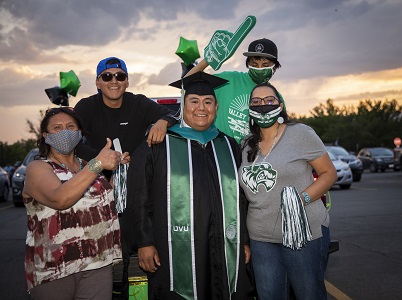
[126, 71, 252, 300]
[74, 56, 178, 299]
[185, 38, 281, 144]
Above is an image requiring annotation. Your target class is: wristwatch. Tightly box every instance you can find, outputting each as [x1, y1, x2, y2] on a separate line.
[301, 191, 311, 205]
[88, 158, 102, 174]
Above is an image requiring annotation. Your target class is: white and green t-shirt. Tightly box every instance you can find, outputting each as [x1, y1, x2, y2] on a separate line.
[214, 71, 256, 143]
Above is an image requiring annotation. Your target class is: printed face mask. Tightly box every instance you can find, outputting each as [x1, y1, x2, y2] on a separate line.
[45, 129, 82, 155]
[249, 105, 281, 128]
[248, 66, 274, 84]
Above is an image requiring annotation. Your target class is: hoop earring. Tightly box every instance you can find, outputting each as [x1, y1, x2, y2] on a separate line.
[278, 116, 284, 124]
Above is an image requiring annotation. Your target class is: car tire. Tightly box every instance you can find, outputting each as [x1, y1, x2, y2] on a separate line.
[0, 184, 10, 202]
[369, 163, 378, 173]
[353, 173, 362, 182]
[340, 184, 351, 190]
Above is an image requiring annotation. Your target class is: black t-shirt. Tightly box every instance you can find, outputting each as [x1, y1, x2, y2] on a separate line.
[74, 92, 177, 161]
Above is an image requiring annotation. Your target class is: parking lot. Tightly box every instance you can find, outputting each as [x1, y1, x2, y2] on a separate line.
[0, 169, 401, 299]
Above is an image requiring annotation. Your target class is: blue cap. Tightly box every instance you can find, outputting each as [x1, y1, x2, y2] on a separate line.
[96, 57, 128, 77]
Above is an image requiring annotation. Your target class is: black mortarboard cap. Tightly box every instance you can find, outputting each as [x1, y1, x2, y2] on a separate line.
[169, 71, 228, 97]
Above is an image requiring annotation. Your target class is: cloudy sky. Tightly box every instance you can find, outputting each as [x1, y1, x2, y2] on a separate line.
[1, 0, 401, 144]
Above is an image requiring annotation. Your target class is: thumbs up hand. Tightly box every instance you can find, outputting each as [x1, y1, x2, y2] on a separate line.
[95, 138, 122, 171]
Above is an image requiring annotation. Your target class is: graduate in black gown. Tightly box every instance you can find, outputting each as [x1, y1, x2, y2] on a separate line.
[126, 72, 253, 300]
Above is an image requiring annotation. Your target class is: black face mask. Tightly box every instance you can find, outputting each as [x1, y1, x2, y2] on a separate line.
[249, 105, 282, 128]
[249, 104, 280, 114]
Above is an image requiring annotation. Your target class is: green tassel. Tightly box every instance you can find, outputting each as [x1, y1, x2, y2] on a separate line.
[281, 186, 312, 250]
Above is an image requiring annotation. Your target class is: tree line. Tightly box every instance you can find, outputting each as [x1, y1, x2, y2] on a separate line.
[0, 110, 43, 168]
[296, 99, 402, 154]
[1, 99, 401, 167]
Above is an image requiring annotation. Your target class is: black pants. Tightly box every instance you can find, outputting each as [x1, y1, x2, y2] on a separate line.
[115, 209, 140, 299]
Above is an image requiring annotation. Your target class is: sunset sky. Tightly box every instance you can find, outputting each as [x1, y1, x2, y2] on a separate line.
[1, 0, 401, 144]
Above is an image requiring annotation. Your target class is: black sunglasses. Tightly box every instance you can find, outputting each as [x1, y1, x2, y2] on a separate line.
[98, 72, 128, 82]
[45, 106, 74, 116]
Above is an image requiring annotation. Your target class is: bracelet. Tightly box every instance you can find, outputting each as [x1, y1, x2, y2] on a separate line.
[301, 191, 311, 205]
[87, 158, 102, 174]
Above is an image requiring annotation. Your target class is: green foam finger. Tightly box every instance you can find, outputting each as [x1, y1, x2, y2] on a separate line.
[226, 16, 257, 55]
[204, 15, 256, 70]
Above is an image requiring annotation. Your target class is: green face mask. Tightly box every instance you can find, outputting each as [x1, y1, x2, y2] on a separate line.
[248, 66, 274, 84]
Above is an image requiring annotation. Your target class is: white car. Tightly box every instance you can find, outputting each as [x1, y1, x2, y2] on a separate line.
[328, 152, 353, 189]
[12, 148, 39, 206]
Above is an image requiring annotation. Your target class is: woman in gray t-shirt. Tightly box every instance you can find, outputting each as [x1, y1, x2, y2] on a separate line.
[239, 82, 337, 300]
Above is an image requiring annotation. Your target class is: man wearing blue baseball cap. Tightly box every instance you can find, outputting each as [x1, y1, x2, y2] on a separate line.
[75, 56, 177, 160]
[74, 56, 178, 299]
[97, 56, 128, 76]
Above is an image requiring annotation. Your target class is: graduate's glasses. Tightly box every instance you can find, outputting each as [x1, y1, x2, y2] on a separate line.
[98, 72, 128, 82]
[250, 96, 279, 106]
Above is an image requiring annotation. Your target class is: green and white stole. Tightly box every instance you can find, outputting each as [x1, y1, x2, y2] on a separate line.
[166, 134, 240, 300]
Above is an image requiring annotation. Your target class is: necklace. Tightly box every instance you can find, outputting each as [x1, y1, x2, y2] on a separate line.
[50, 154, 82, 173]
[251, 123, 280, 168]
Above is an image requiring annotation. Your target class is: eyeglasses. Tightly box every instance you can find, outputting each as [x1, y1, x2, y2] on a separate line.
[98, 72, 128, 82]
[250, 96, 279, 106]
[45, 106, 74, 116]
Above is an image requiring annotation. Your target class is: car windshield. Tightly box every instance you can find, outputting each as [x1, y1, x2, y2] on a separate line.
[22, 149, 39, 166]
[327, 146, 349, 156]
[371, 148, 393, 156]
[328, 152, 337, 161]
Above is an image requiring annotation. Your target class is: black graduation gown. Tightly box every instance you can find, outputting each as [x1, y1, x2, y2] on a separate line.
[125, 131, 252, 300]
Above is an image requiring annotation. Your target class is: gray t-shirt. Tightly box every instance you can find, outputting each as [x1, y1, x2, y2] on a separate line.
[239, 123, 330, 243]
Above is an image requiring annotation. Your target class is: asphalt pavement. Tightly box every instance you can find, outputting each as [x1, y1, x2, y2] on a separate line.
[325, 170, 402, 300]
[0, 170, 401, 300]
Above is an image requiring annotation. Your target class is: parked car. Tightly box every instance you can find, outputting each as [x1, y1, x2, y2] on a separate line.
[326, 146, 363, 182]
[328, 151, 353, 189]
[151, 97, 180, 115]
[357, 147, 395, 172]
[0, 166, 10, 202]
[12, 148, 39, 207]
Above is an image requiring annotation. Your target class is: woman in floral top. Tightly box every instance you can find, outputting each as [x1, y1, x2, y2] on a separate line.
[23, 107, 122, 299]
